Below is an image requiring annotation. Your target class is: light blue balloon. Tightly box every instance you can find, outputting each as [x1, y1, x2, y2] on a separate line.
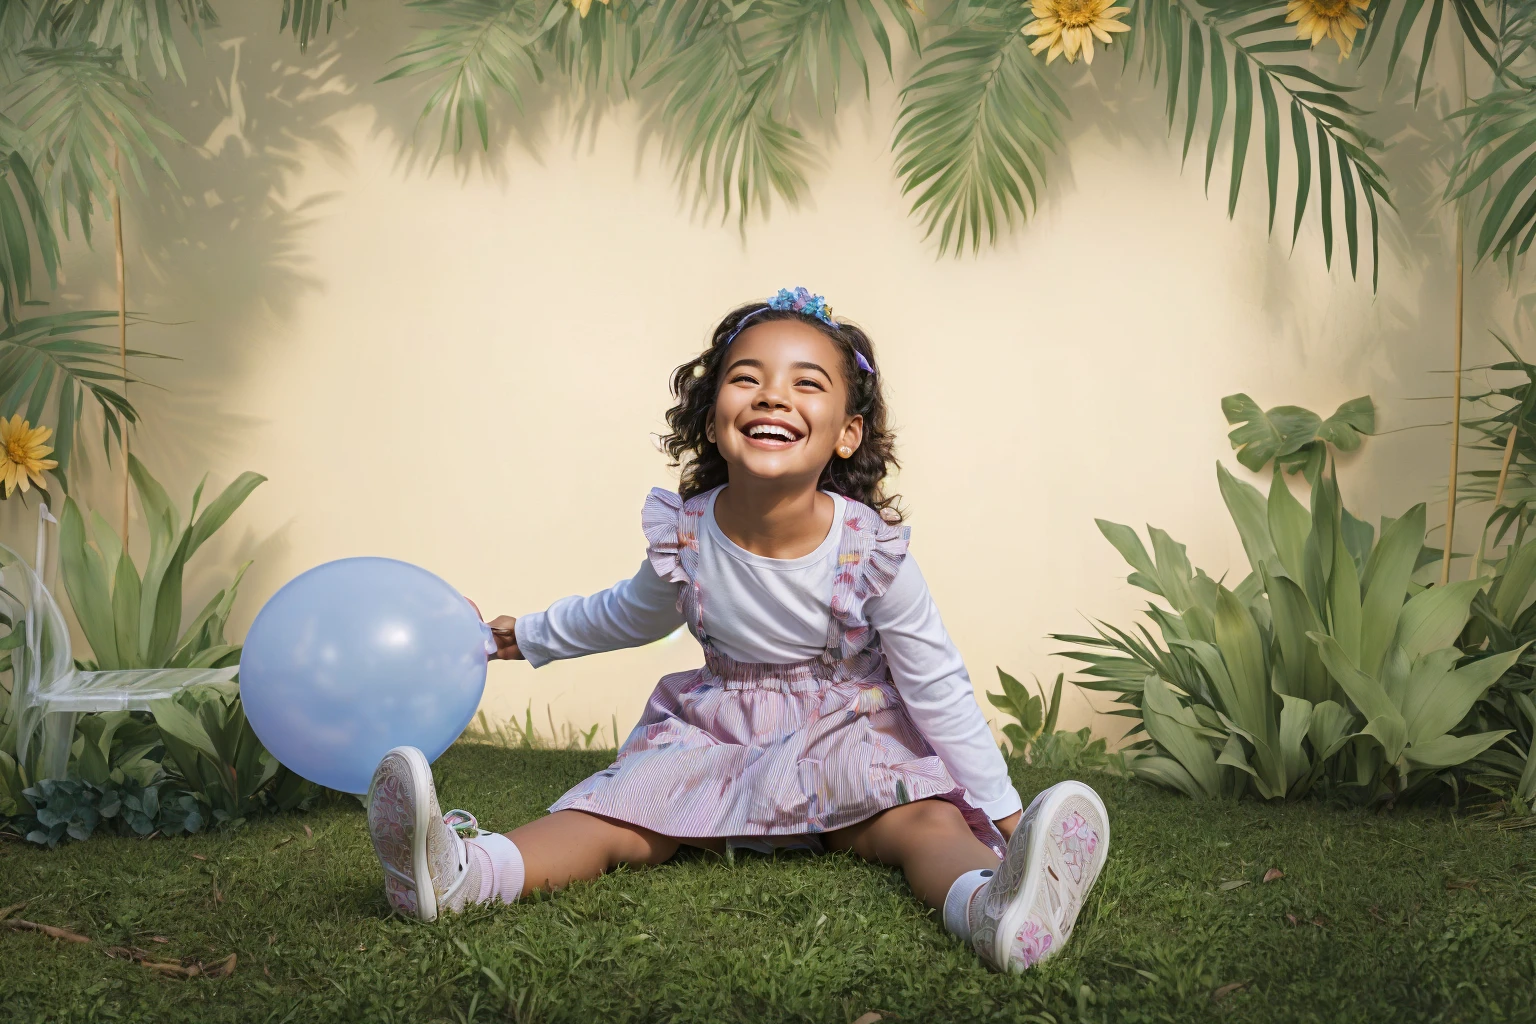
[240, 557, 494, 794]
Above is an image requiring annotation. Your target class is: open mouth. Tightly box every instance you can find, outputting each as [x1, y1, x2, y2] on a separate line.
[740, 419, 804, 449]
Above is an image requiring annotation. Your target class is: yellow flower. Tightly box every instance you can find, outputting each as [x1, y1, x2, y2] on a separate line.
[570, 0, 611, 17]
[0, 415, 58, 497]
[1025, 0, 1131, 65]
[1285, 0, 1370, 60]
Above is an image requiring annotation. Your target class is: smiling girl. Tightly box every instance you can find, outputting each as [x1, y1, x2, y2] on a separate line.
[365, 289, 1110, 972]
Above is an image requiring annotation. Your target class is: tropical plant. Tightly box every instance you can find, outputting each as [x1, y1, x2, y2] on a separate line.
[985, 668, 1120, 770]
[58, 454, 264, 670]
[150, 682, 316, 824]
[1056, 394, 1524, 803]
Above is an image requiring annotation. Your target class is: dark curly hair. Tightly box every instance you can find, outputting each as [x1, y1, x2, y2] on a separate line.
[660, 302, 904, 522]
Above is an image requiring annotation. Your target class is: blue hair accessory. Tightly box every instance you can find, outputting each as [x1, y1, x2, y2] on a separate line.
[722, 287, 875, 374]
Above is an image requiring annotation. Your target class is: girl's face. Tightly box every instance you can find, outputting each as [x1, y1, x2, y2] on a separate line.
[707, 320, 863, 489]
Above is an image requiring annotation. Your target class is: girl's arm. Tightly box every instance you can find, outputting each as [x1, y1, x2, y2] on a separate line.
[866, 556, 1024, 824]
[509, 561, 686, 667]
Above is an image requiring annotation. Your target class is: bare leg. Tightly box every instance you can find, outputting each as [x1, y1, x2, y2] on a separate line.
[505, 810, 681, 897]
[825, 799, 1000, 909]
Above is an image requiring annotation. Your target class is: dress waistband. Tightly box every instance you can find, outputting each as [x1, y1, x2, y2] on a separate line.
[701, 647, 887, 693]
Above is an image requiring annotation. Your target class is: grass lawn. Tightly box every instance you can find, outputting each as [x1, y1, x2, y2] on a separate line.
[2, 744, 1534, 1024]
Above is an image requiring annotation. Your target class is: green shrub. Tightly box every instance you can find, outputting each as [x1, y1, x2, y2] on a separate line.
[1056, 395, 1521, 804]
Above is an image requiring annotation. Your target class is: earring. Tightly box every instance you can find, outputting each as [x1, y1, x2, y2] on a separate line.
[837, 446, 853, 458]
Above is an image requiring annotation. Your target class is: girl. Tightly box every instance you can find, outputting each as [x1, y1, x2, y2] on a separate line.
[365, 288, 1109, 972]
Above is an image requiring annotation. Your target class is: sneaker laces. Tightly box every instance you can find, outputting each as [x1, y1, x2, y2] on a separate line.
[443, 809, 490, 838]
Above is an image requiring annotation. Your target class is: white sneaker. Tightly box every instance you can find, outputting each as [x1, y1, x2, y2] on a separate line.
[366, 745, 484, 922]
[970, 780, 1110, 972]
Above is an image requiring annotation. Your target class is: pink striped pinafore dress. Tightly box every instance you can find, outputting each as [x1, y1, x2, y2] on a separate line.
[548, 487, 1005, 855]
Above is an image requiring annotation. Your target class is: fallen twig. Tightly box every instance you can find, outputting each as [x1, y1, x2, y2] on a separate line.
[2, 918, 90, 943]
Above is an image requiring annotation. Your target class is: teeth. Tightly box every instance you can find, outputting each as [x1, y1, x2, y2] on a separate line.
[748, 425, 797, 442]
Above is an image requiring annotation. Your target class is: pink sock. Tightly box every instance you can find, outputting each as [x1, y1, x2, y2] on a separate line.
[465, 833, 526, 905]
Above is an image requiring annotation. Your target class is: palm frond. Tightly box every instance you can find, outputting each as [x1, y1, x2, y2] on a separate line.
[0, 115, 58, 325]
[48, 0, 218, 83]
[1363, 0, 1507, 94]
[378, 0, 542, 161]
[281, 0, 347, 53]
[893, 10, 1065, 256]
[7, 45, 181, 240]
[648, 13, 810, 225]
[538, 0, 651, 96]
[0, 310, 158, 482]
[1450, 87, 1536, 265]
[1137, 0, 1391, 287]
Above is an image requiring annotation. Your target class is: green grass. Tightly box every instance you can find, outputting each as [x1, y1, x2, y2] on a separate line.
[2, 744, 1534, 1024]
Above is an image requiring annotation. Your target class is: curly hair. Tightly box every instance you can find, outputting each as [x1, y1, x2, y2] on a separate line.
[660, 301, 904, 522]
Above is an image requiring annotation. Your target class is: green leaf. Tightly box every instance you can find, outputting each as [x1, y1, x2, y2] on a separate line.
[59, 497, 118, 668]
[1310, 631, 1401, 727]
[1394, 578, 1484, 661]
[1204, 27, 1227, 196]
[1492, 539, 1536, 624]
[186, 471, 265, 560]
[1290, 99, 1310, 246]
[1141, 674, 1224, 798]
[1227, 50, 1252, 218]
[1307, 699, 1356, 761]
[1402, 730, 1512, 771]
[1316, 397, 1374, 450]
[1221, 394, 1322, 472]
[1267, 469, 1311, 582]
[110, 541, 143, 669]
[1359, 503, 1425, 675]
[1217, 461, 1277, 576]
[1259, 69, 1279, 232]
[1317, 120, 1333, 267]
[1328, 528, 1363, 667]
[1182, 21, 1204, 165]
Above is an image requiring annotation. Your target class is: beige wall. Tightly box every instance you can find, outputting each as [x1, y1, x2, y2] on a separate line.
[1, 7, 1512, 745]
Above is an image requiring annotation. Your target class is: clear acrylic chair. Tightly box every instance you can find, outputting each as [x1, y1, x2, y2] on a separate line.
[6, 503, 237, 781]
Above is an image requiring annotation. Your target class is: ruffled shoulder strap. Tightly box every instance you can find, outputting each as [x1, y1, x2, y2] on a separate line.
[827, 497, 911, 656]
[641, 488, 691, 585]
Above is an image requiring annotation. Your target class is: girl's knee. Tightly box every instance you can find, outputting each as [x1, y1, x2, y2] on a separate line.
[890, 798, 968, 834]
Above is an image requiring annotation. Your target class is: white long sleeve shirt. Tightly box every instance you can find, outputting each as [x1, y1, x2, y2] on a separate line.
[514, 490, 1022, 821]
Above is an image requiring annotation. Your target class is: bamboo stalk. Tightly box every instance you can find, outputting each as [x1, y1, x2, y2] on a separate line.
[1443, 211, 1465, 585]
[1443, 38, 1471, 587]
[110, 147, 129, 546]
[1470, 420, 1520, 579]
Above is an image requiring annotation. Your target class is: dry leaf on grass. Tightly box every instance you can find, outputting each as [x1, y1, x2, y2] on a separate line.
[211, 879, 223, 905]
[1262, 868, 1284, 883]
[1445, 879, 1477, 891]
[149, 936, 170, 944]
[304, 825, 313, 839]
[1218, 880, 1249, 891]
[2, 919, 90, 943]
[852, 1014, 884, 1024]
[190, 854, 207, 862]
[1211, 979, 1252, 1001]
[0, 902, 27, 921]
[1285, 914, 1299, 926]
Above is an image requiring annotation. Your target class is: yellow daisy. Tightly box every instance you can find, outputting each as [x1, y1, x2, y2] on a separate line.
[1025, 0, 1131, 65]
[0, 415, 57, 497]
[1285, 0, 1370, 60]
[570, 0, 610, 17]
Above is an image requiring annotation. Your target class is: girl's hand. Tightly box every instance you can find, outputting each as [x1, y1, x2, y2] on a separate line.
[994, 810, 1022, 843]
[468, 599, 524, 661]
